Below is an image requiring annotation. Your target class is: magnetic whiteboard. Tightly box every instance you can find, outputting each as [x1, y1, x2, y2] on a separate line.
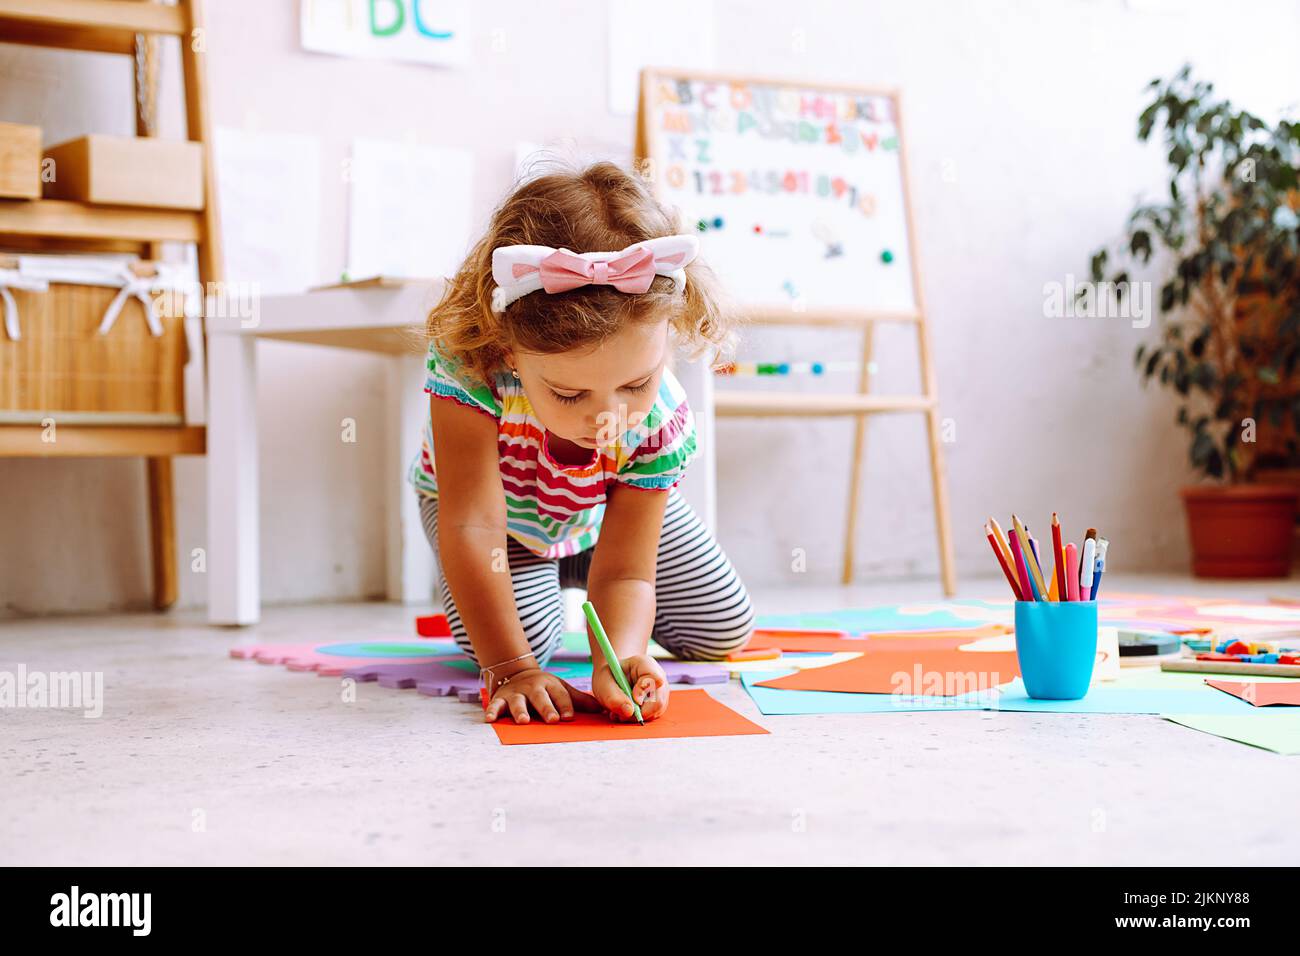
[638, 71, 918, 314]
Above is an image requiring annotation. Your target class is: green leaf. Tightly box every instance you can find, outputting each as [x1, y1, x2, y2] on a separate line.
[1090, 249, 1108, 282]
[1206, 448, 1225, 479]
[1130, 230, 1153, 262]
[1164, 283, 1185, 314]
[1191, 428, 1215, 466]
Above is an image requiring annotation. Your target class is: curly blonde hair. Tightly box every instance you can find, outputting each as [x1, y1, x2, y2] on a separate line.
[423, 158, 739, 385]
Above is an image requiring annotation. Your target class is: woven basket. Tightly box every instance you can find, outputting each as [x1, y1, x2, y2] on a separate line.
[0, 279, 187, 425]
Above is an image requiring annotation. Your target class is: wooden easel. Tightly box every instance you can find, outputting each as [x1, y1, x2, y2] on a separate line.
[0, 0, 224, 608]
[635, 68, 956, 595]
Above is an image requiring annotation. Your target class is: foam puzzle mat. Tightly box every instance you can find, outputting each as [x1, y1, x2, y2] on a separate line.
[231, 619, 728, 702]
[228, 599, 1300, 752]
[229, 641, 465, 676]
[345, 657, 727, 702]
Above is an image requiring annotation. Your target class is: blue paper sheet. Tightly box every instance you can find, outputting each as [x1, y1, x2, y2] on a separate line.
[742, 670, 1268, 717]
[756, 601, 1010, 635]
[990, 679, 1261, 715]
[740, 670, 996, 715]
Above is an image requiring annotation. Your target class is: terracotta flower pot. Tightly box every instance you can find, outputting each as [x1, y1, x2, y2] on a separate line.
[1181, 484, 1300, 577]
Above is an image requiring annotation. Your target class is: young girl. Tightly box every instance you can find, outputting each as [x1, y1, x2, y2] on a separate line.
[408, 160, 756, 726]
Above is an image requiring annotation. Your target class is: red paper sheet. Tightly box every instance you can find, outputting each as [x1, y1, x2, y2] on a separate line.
[1205, 679, 1300, 707]
[755, 646, 1020, 696]
[484, 688, 769, 745]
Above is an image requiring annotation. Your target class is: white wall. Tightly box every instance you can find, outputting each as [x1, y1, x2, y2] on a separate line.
[2, 0, 1298, 615]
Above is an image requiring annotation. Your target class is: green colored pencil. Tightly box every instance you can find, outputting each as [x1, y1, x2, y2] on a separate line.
[582, 600, 643, 724]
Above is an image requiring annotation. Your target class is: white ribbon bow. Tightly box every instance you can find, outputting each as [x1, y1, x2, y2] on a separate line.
[0, 268, 49, 341]
[98, 265, 165, 337]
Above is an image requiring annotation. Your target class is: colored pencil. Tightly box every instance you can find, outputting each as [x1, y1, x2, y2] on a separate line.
[986, 522, 1023, 599]
[988, 518, 1016, 582]
[1026, 527, 1052, 599]
[1051, 513, 1066, 603]
[1012, 514, 1049, 601]
[1163, 659, 1300, 678]
[1022, 530, 1041, 599]
[1008, 529, 1033, 601]
[582, 599, 643, 724]
[1028, 532, 1049, 600]
[1065, 542, 1080, 601]
[1025, 531, 1043, 600]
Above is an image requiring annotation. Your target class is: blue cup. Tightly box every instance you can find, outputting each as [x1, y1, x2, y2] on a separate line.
[1013, 600, 1098, 700]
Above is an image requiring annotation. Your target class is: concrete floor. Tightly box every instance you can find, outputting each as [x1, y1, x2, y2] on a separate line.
[2, 574, 1298, 866]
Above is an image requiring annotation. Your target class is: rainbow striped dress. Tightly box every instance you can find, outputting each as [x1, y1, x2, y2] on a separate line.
[408, 341, 699, 559]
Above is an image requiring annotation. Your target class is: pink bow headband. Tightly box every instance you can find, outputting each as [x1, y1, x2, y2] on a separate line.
[490, 234, 699, 313]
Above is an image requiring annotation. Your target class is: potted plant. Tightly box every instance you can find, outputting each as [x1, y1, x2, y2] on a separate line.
[1089, 65, 1300, 577]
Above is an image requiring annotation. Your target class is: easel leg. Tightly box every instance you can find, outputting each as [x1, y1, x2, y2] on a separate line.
[147, 456, 176, 610]
[924, 405, 957, 596]
[841, 322, 876, 584]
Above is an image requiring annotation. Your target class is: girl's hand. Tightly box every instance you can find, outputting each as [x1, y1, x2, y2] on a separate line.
[592, 655, 670, 722]
[484, 668, 602, 725]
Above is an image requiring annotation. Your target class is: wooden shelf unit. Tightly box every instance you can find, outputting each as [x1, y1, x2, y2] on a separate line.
[0, 0, 223, 609]
[0, 424, 205, 456]
[0, 0, 186, 53]
[0, 198, 203, 242]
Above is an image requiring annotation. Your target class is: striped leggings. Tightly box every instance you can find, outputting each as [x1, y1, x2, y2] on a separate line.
[417, 489, 756, 665]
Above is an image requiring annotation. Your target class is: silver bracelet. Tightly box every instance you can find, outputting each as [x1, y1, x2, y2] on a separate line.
[481, 651, 537, 694]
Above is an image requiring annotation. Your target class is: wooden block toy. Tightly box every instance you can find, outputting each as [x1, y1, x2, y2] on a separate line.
[0, 121, 41, 198]
[43, 134, 204, 209]
[415, 613, 452, 637]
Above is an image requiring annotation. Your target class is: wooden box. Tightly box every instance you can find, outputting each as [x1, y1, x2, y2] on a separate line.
[42, 134, 204, 209]
[0, 121, 41, 199]
[0, 268, 187, 425]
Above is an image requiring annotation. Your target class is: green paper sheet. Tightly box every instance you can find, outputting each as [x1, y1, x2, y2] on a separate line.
[1163, 713, 1300, 755]
[559, 629, 673, 659]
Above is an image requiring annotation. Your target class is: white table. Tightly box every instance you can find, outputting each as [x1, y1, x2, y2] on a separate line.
[205, 279, 717, 626]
